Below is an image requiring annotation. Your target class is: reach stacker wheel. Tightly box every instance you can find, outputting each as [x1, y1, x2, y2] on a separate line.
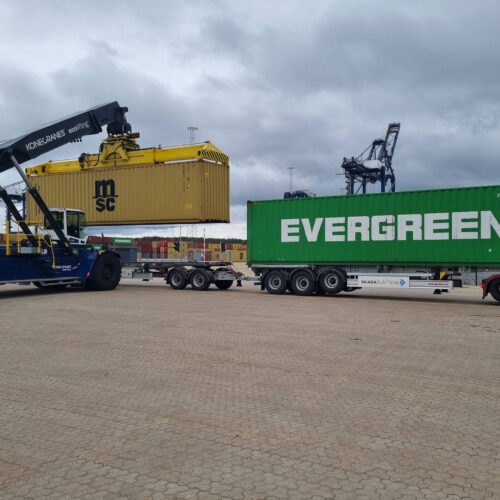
[85, 252, 121, 291]
[264, 270, 287, 294]
[190, 269, 211, 291]
[167, 268, 188, 289]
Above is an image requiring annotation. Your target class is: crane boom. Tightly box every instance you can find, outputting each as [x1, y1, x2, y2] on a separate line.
[0, 101, 130, 173]
[0, 102, 131, 247]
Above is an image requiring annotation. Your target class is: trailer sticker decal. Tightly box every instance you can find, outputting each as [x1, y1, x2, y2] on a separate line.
[281, 211, 500, 243]
[358, 276, 410, 288]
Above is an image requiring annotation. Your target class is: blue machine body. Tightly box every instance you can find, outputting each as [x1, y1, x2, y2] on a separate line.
[0, 245, 100, 284]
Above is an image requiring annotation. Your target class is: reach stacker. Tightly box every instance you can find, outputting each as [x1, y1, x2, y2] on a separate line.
[0, 102, 129, 290]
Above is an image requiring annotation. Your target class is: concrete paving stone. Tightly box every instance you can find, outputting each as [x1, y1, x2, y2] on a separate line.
[164, 483, 190, 495]
[0, 282, 499, 499]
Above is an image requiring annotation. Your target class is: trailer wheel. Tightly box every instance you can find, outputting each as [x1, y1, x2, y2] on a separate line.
[318, 269, 345, 295]
[85, 252, 121, 291]
[190, 269, 211, 291]
[290, 271, 315, 296]
[264, 270, 287, 294]
[168, 268, 188, 289]
[490, 279, 500, 302]
[214, 268, 233, 290]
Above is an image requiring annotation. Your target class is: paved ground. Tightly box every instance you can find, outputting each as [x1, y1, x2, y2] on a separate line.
[0, 279, 499, 499]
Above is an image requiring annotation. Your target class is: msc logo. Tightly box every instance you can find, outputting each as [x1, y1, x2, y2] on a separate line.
[94, 179, 118, 212]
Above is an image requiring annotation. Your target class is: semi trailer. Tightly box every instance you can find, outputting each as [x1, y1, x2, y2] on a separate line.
[245, 186, 500, 302]
[124, 184, 499, 303]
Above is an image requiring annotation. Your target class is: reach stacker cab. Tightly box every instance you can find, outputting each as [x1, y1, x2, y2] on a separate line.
[44, 208, 89, 246]
[0, 102, 129, 291]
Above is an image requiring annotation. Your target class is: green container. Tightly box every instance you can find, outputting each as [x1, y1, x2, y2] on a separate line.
[247, 185, 500, 266]
[112, 237, 135, 245]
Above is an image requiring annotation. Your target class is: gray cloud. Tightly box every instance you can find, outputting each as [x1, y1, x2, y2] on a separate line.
[1, 0, 499, 238]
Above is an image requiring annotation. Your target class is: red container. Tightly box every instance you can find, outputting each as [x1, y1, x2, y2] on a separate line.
[88, 235, 112, 244]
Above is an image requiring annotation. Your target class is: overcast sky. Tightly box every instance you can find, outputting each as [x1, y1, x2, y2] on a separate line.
[1, 0, 499, 239]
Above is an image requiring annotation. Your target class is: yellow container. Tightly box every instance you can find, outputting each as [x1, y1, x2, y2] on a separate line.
[232, 250, 247, 262]
[26, 159, 230, 226]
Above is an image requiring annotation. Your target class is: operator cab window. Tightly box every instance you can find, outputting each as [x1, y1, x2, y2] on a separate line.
[66, 211, 80, 238]
[44, 212, 64, 231]
[78, 212, 88, 240]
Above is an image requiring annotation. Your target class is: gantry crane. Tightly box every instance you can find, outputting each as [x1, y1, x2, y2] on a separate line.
[342, 122, 400, 195]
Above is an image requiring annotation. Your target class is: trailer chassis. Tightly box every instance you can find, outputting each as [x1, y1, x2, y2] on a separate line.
[121, 259, 500, 302]
[250, 264, 500, 302]
[121, 259, 248, 290]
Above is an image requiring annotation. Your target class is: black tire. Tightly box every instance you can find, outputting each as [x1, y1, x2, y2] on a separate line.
[168, 268, 188, 289]
[264, 270, 287, 294]
[190, 269, 211, 291]
[290, 271, 315, 296]
[214, 267, 233, 290]
[215, 280, 233, 290]
[318, 269, 345, 295]
[85, 252, 121, 291]
[490, 278, 500, 302]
